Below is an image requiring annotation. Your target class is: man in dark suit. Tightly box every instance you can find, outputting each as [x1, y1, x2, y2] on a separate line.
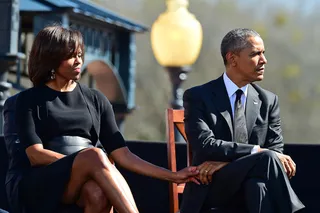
[180, 28, 305, 213]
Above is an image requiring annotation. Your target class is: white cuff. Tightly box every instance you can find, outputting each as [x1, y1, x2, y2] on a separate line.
[251, 145, 260, 154]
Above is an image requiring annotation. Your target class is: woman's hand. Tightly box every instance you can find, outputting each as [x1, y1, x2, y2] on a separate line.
[174, 166, 200, 185]
[197, 161, 228, 185]
[26, 144, 65, 166]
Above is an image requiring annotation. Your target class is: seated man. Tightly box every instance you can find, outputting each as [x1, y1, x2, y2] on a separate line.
[180, 28, 305, 213]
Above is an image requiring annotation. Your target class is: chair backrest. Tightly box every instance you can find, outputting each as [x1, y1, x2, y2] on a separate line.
[166, 109, 192, 170]
[166, 108, 192, 213]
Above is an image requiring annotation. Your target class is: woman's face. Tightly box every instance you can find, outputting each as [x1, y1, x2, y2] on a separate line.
[56, 48, 83, 82]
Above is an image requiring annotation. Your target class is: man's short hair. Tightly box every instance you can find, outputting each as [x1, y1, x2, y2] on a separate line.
[220, 28, 261, 65]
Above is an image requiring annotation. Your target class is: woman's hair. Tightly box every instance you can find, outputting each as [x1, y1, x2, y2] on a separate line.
[28, 25, 85, 86]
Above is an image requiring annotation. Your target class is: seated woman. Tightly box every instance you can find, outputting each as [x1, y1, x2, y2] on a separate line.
[9, 25, 199, 213]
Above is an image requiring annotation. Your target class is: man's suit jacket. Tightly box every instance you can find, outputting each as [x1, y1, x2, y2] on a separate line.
[180, 75, 284, 213]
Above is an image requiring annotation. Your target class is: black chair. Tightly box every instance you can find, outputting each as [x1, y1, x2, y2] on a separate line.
[0, 136, 9, 212]
[3, 95, 83, 213]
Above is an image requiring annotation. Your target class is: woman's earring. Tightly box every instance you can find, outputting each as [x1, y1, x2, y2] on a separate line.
[50, 69, 56, 80]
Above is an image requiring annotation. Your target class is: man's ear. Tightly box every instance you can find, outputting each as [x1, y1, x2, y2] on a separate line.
[226, 52, 236, 67]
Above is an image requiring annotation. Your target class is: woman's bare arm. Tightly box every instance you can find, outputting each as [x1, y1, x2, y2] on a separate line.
[26, 144, 65, 166]
[110, 147, 199, 184]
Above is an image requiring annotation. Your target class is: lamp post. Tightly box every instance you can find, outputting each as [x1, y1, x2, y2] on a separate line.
[151, 0, 202, 141]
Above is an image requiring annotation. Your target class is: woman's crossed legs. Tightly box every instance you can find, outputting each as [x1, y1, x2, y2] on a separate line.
[62, 148, 138, 213]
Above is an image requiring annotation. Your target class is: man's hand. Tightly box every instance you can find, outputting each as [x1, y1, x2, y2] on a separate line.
[275, 152, 296, 179]
[257, 147, 296, 179]
[174, 166, 200, 185]
[196, 161, 229, 185]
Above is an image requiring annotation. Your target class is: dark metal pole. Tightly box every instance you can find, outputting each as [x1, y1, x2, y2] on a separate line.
[166, 66, 191, 142]
[0, 0, 20, 134]
[0, 59, 12, 134]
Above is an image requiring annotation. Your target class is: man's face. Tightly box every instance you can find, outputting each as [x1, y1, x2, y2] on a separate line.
[233, 36, 267, 83]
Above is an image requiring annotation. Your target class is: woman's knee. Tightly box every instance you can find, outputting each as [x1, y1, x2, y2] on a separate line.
[77, 148, 113, 169]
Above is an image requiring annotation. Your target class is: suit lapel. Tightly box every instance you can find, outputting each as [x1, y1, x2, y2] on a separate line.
[245, 84, 261, 139]
[211, 76, 234, 139]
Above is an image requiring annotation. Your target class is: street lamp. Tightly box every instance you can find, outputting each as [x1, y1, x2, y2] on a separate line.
[151, 0, 202, 141]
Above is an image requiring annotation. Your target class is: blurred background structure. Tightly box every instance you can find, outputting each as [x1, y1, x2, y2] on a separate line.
[3, 0, 320, 144]
[4, 0, 148, 133]
[90, 0, 320, 144]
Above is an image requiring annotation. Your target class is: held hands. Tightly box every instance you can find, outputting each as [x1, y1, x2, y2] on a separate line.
[174, 161, 228, 185]
[174, 149, 296, 185]
[174, 166, 200, 185]
[196, 161, 229, 185]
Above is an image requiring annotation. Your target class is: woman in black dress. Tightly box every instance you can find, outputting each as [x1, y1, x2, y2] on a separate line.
[13, 25, 199, 213]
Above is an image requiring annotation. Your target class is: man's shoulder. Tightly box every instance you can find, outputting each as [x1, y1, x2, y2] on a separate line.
[185, 78, 219, 96]
[250, 83, 278, 102]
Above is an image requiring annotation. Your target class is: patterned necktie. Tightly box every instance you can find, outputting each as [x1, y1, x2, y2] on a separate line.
[234, 89, 248, 143]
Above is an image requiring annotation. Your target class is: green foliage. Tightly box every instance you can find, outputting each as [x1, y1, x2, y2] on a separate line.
[252, 24, 268, 39]
[283, 64, 300, 79]
[288, 90, 302, 103]
[274, 12, 288, 27]
[291, 29, 303, 44]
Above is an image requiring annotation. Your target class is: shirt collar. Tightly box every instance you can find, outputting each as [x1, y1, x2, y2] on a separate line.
[223, 72, 248, 98]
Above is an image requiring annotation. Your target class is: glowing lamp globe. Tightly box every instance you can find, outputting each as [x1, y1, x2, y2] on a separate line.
[151, 0, 203, 67]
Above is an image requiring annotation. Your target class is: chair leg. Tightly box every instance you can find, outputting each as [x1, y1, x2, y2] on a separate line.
[169, 183, 179, 213]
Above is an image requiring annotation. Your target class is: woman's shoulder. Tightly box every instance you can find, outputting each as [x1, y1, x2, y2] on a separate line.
[14, 87, 42, 110]
[78, 83, 110, 103]
[16, 87, 38, 101]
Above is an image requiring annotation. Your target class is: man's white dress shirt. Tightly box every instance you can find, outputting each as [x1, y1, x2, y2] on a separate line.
[223, 72, 259, 154]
